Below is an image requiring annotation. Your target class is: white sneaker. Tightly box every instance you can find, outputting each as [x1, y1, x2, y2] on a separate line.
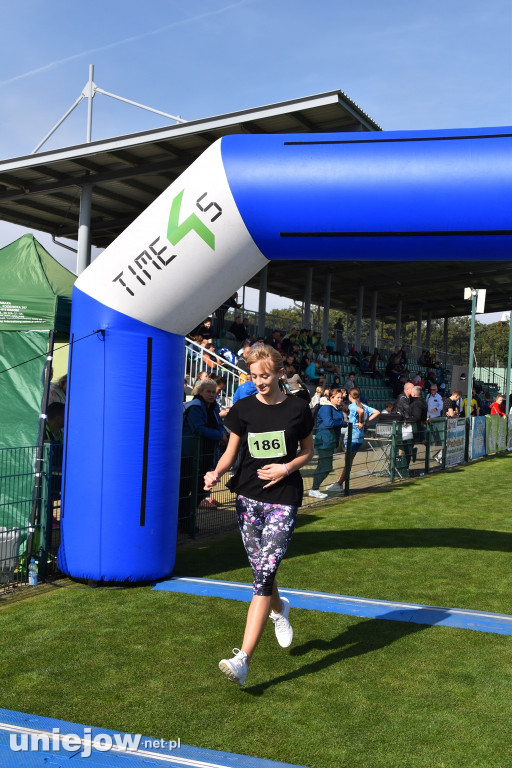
[219, 648, 249, 686]
[326, 482, 343, 492]
[270, 596, 293, 648]
[308, 489, 328, 499]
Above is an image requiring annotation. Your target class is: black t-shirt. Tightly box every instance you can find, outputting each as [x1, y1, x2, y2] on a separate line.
[442, 397, 459, 417]
[224, 394, 313, 507]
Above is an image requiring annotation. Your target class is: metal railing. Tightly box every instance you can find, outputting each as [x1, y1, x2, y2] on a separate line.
[185, 337, 246, 404]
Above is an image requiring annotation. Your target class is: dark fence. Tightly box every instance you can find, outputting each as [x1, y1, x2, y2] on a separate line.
[1, 416, 508, 584]
[0, 443, 62, 592]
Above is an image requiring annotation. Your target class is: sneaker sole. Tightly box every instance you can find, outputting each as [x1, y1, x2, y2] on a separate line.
[218, 660, 244, 685]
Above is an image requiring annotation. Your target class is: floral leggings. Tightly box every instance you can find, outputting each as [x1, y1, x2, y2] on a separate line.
[236, 494, 297, 597]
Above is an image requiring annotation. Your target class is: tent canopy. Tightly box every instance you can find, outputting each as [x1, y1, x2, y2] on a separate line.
[0, 234, 76, 332]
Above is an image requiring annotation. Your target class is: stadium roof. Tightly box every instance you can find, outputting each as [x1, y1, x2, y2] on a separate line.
[0, 90, 379, 247]
[1, 89, 511, 322]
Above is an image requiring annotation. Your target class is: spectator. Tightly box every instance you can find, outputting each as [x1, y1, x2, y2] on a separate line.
[44, 402, 65, 443]
[442, 390, 462, 418]
[191, 317, 213, 339]
[480, 392, 492, 416]
[180, 378, 228, 519]
[228, 315, 249, 343]
[310, 386, 325, 408]
[426, 384, 444, 444]
[309, 388, 347, 499]
[214, 376, 230, 419]
[344, 372, 357, 391]
[490, 394, 506, 418]
[325, 387, 380, 493]
[395, 381, 413, 420]
[202, 342, 218, 374]
[392, 374, 407, 399]
[267, 329, 284, 353]
[213, 293, 241, 337]
[316, 347, 341, 376]
[48, 374, 67, 405]
[461, 390, 480, 417]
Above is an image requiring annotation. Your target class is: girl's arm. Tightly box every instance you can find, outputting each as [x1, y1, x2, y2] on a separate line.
[204, 432, 242, 490]
[259, 433, 314, 489]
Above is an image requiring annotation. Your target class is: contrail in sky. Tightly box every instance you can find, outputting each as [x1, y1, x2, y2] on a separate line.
[0, 0, 254, 87]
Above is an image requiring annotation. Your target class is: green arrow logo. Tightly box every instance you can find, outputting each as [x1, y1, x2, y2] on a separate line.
[167, 190, 215, 250]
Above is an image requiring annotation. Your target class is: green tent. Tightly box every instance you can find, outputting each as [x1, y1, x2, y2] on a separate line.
[0, 234, 76, 529]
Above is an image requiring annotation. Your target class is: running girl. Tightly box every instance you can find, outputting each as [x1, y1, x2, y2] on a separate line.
[204, 345, 313, 686]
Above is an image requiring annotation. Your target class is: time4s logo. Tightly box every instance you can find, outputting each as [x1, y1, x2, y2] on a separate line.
[113, 191, 222, 297]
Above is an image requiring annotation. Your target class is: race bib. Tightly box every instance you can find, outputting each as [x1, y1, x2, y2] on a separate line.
[248, 430, 286, 459]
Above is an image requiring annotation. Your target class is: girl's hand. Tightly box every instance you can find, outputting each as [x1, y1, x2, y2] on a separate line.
[204, 471, 219, 491]
[257, 463, 288, 489]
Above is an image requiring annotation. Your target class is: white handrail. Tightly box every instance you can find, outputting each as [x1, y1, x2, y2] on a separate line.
[185, 338, 246, 406]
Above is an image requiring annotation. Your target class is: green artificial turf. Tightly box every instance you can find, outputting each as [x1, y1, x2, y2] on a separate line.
[0, 454, 511, 768]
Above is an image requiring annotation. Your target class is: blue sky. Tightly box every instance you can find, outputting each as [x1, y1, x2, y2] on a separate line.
[1, 0, 511, 318]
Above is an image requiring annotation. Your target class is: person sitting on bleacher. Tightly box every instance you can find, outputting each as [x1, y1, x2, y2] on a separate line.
[316, 347, 341, 376]
[359, 353, 376, 377]
[344, 371, 357, 391]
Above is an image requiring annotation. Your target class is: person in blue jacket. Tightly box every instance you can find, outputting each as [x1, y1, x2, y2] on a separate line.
[180, 379, 228, 519]
[309, 388, 347, 499]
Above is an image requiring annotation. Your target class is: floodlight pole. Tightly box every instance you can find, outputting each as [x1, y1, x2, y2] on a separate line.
[464, 289, 477, 461]
[506, 312, 512, 407]
[467, 289, 477, 406]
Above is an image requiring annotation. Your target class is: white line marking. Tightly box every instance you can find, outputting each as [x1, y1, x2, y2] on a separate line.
[0, 722, 233, 768]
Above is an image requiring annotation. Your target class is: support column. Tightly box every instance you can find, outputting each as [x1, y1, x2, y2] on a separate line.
[416, 308, 423, 355]
[76, 184, 93, 275]
[426, 311, 432, 353]
[322, 272, 332, 343]
[443, 317, 449, 366]
[257, 265, 268, 338]
[355, 285, 364, 352]
[394, 297, 402, 347]
[506, 312, 512, 402]
[369, 290, 378, 353]
[303, 266, 313, 329]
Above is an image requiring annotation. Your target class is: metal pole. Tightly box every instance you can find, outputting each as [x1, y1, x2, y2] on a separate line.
[304, 267, 313, 328]
[395, 297, 402, 347]
[369, 291, 378, 353]
[465, 290, 477, 461]
[443, 317, 449, 366]
[257, 265, 268, 338]
[416, 308, 423, 354]
[76, 183, 93, 274]
[355, 285, 364, 352]
[506, 312, 512, 407]
[86, 64, 94, 143]
[322, 271, 332, 343]
[27, 331, 55, 571]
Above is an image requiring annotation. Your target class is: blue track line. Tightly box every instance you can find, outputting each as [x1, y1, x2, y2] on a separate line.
[153, 577, 512, 636]
[0, 708, 307, 768]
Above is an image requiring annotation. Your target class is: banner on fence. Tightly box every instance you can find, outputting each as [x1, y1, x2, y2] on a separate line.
[497, 414, 507, 452]
[485, 414, 499, 454]
[470, 416, 486, 460]
[508, 415, 512, 451]
[445, 418, 465, 467]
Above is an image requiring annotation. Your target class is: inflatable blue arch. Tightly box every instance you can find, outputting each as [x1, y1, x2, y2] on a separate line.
[57, 127, 512, 582]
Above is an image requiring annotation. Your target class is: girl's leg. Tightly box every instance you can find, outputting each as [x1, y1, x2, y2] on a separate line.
[235, 496, 296, 661]
[240, 580, 285, 661]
